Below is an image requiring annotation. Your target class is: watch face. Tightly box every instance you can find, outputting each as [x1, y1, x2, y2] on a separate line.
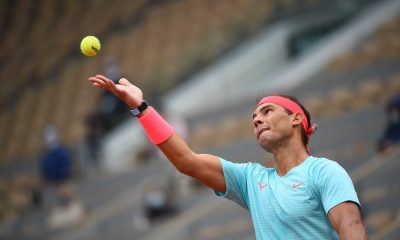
[130, 108, 141, 117]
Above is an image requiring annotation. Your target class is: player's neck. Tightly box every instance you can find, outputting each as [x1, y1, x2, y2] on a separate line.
[273, 141, 309, 177]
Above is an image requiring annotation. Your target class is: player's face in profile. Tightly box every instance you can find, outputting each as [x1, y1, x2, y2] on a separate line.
[252, 103, 293, 151]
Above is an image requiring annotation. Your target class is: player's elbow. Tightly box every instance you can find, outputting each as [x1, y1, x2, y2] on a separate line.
[175, 160, 192, 175]
[173, 152, 197, 176]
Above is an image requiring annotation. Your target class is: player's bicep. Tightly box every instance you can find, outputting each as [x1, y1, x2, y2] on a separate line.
[328, 201, 367, 239]
[328, 201, 361, 228]
[191, 154, 226, 192]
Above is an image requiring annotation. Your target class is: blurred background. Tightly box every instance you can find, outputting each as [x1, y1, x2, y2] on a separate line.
[0, 0, 399, 239]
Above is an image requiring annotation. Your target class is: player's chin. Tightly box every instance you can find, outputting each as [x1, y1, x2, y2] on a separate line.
[258, 138, 273, 152]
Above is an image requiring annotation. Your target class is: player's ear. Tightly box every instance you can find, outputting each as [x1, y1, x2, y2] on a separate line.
[291, 112, 303, 126]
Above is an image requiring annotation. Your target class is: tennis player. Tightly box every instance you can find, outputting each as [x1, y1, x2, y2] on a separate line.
[89, 75, 367, 239]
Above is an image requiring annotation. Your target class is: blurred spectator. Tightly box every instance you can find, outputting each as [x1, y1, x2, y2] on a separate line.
[85, 112, 108, 167]
[377, 95, 400, 153]
[133, 183, 177, 231]
[40, 125, 85, 229]
[40, 125, 73, 206]
[144, 186, 177, 220]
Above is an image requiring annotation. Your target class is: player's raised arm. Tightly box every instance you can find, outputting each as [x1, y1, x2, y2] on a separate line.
[88, 75, 226, 192]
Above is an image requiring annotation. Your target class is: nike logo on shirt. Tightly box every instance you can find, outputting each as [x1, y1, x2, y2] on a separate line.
[292, 181, 305, 188]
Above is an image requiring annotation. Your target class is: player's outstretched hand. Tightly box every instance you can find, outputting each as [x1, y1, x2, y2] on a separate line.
[88, 75, 143, 108]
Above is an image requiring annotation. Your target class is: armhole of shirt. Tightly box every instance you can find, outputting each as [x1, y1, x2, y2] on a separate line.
[309, 158, 361, 215]
[214, 158, 250, 209]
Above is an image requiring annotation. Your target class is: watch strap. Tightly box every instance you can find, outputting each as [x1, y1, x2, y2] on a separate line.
[130, 101, 148, 117]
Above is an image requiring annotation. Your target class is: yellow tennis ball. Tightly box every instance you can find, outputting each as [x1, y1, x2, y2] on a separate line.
[80, 36, 101, 56]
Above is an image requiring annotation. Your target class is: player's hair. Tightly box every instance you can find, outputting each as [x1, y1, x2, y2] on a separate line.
[278, 94, 311, 146]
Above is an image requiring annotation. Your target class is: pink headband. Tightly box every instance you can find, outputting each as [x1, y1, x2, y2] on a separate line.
[257, 96, 317, 138]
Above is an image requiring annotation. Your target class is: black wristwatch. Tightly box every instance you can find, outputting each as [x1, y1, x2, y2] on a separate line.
[130, 101, 148, 117]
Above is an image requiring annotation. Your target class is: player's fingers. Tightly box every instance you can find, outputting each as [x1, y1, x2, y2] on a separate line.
[88, 77, 101, 84]
[90, 75, 120, 93]
[94, 75, 115, 87]
[95, 75, 111, 82]
[96, 75, 114, 85]
[92, 82, 106, 89]
[94, 76, 114, 86]
[88, 77, 106, 86]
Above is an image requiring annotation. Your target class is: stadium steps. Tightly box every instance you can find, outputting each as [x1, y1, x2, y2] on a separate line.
[351, 146, 400, 237]
[326, 15, 400, 75]
[371, 215, 400, 240]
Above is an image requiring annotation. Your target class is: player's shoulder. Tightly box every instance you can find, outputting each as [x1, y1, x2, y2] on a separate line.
[219, 158, 274, 175]
[219, 158, 261, 172]
[306, 157, 339, 189]
[307, 156, 343, 173]
[245, 162, 275, 175]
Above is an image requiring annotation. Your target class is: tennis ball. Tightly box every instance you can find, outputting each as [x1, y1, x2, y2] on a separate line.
[80, 36, 101, 56]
